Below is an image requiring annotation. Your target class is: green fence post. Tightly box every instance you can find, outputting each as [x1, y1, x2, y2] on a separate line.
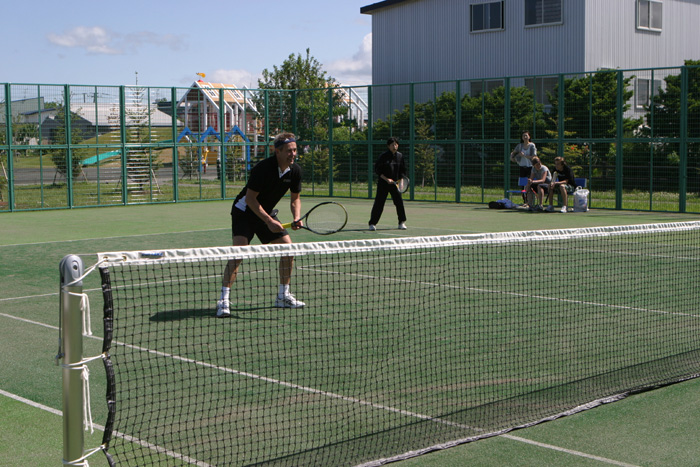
[679, 66, 688, 213]
[367, 86, 373, 199]
[219, 88, 226, 199]
[615, 72, 624, 210]
[558, 74, 565, 157]
[170, 87, 179, 202]
[409, 83, 415, 200]
[455, 80, 462, 203]
[119, 86, 127, 205]
[328, 87, 334, 197]
[4, 83, 14, 211]
[64, 85, 74, 208]
[504, 78, 511, 198]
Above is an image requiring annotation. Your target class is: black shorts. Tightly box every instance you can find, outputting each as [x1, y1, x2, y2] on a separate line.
[519, 166, 532, 178]
[231, 207, 288, 244]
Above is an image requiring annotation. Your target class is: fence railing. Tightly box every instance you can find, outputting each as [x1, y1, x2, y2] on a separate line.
[2, 65, 699, 213]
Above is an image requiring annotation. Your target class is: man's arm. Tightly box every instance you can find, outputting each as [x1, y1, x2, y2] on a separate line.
[290, 191, 302, 229]
[533, 169, 549, 184]
[245, 188, 284, 233]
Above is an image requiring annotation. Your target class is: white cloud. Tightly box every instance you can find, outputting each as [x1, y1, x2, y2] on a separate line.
[47, 26, 121, 55]
[325, 33, 372, 86]
[47, 26, 186, 55]
[209, 69, 260, 89]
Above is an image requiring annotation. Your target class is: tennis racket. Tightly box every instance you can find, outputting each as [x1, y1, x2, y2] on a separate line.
[395, 176, 409, 193]
[277, 201, 348, 235]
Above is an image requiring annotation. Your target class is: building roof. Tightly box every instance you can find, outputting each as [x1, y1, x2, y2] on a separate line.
[360, 0, 411, 14]
[69, 103, 174, 127]
[183, 80, 257, 112]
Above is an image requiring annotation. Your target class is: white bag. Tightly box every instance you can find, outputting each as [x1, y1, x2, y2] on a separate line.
[573, 187, 589, 212]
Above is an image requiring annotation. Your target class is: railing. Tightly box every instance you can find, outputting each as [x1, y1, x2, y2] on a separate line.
[2, 65, 699, 213]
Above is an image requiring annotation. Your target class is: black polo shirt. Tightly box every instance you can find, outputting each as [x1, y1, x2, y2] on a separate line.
[232, 155, 302, 215]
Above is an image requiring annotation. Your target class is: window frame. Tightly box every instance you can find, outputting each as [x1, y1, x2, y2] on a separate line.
[524, 0, 563, 28]
[470, 1, 505, 33]
[637, 0, 663, 32]
[635, 78, 663, 110]
[469, 79, 505, 97]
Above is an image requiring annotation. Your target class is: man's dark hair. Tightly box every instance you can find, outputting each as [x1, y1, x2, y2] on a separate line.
[387, 136, 399, 146]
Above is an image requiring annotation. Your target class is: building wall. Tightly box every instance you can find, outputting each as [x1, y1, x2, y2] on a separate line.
[584, 0, 700, 71]
[366, 0, 700, 86]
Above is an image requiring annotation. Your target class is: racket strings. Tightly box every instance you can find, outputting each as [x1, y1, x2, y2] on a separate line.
[306, 204, 347, 234]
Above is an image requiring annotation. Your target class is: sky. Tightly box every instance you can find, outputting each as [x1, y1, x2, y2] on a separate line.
[3, 0, 375, 89]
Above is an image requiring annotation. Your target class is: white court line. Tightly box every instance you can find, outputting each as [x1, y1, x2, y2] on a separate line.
[0, 367, 211, 466]
[501, 434, 642, 467]
[2, 311, 643, 467]
[0, 227, 229, 248]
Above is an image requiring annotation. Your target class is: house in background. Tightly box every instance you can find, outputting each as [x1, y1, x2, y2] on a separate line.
[178, 80, 259, 136]
[361, 0, 700, 115]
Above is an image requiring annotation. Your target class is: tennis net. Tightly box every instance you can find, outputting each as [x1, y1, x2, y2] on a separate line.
[94, 222, 700, 466]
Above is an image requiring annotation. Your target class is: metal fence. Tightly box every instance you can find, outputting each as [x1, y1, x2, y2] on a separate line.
[2, 65, 699, 213]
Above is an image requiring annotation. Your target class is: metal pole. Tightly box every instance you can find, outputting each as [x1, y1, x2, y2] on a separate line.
[60, 255, 84, 464]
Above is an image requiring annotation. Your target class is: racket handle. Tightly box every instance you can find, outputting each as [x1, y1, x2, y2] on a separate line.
[281, 222, 293, 229]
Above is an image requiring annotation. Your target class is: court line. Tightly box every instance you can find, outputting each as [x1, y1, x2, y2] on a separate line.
[0, 369, 211, 466]
[501, 434, 641, 467]
[2, 311, 643, 467]
[0, 227, 229, 248]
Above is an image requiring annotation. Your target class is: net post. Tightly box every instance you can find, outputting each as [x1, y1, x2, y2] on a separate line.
[60, 255, 84, 465]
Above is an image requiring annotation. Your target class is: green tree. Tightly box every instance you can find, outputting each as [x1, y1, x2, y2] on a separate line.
[640, 60, 700, 193]
[546, 71, 640, 180]
[414, 118, 436, 186]
[256, 49, 348, 142]
[50, 107, 84, 182]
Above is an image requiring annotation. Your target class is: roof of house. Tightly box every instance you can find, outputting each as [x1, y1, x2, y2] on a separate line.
[181, 80, 257, 112]
[360, 0, 411, 14]
[69, 103, 174, 126]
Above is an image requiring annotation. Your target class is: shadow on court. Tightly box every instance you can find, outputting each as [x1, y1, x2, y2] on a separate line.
[149, 307, 283, 322]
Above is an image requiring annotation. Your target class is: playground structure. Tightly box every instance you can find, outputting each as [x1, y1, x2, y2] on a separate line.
[75, 80, 263, 199]
[178, 80, 263, 171]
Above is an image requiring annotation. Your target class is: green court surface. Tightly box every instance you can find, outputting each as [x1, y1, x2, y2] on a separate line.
[1, 198, 699, 466]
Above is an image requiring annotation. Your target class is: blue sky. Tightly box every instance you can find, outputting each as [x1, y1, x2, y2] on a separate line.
[4, 0, 374, 88]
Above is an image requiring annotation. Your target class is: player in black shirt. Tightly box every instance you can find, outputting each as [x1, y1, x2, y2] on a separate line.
[368, 137, 408, 230]
[216, 132, 305, 317]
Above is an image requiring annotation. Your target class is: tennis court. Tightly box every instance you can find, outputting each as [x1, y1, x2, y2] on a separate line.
[1, 198, 699, 466]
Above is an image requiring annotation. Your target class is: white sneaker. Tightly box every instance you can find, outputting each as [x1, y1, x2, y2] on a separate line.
[216, 299, 230, 318]
[560, 206, 567, 213]
[398, 222, 407, 230]
[368, 224, 376, 231]
[545, 205, 553, 212]
[275, 292, 305, 308]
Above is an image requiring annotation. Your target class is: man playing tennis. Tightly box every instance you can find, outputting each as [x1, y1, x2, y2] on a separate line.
[216, 132, 305, 317]
[368, 136, 408, 231]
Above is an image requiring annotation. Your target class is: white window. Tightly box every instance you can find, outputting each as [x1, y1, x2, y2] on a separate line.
[637, 0, 662, 31]
[635, 78, 663, 109]
[470, 80, 504, 97]
[525, 77, 558, 111]
[471, 1, 504, 32]
[524, 0, 562, 26]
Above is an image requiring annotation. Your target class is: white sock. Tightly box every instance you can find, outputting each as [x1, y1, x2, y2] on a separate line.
[278, 284, 290, 297]
[220, 287, 230, 301]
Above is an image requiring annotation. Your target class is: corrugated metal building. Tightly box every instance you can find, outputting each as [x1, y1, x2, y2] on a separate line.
[361, 0, 700, 85]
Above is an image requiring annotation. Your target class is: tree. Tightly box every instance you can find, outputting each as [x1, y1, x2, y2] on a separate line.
[546, 71, 640, 181]
[50, 106, 85, 182]
[256, 49, 348, 142]
[640, 60, 700, 193]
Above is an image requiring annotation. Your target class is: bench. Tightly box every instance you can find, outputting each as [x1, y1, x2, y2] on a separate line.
[557, 178, 588, 207]
[506, 177, 529, 200]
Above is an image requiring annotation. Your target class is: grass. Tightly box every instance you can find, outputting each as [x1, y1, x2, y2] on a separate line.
[1, 199, 699, 466]
[5, 176, 700, 213]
